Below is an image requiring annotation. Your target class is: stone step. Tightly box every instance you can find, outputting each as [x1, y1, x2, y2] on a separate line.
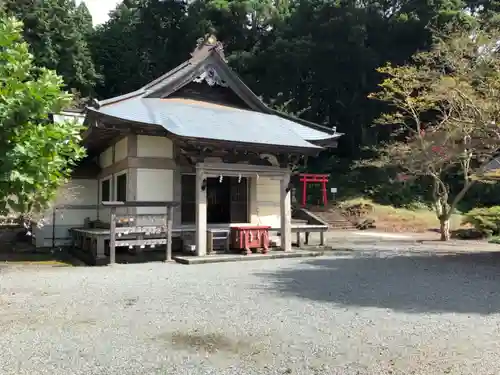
[329, 224, 357, 230]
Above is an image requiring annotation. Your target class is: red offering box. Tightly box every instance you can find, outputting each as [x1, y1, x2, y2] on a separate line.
[231, 226, 270, 255]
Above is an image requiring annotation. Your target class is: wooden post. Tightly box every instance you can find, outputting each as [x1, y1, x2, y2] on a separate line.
[109, 206, 117, 265]
[195, 167, 207, 256]
[135, 234, 144, 254]
[322, 180, 327, 206]
[296, 231, 301, 247]
[96, 236, 106, 260]
[280, 173, 292, 251]
[302, 176, 307, 207]
[70, 229, 76, 249]
[207, 230, 213, 254]
[166, 205, 173, 262]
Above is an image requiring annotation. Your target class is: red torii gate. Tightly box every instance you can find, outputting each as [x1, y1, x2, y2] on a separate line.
[299, 173, 329, 207]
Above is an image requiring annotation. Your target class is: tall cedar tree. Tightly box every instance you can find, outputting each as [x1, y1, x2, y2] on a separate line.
[4, 0, 99, 97]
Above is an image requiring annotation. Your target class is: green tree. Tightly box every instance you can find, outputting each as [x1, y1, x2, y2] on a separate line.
[241, 0, 476, 154]
[369, 29, 500, 240]
[87, 0, 495, 211]
[4, 0, 99, 97]
[90, 0, 292, 99]
[74, 2, 94, 37]
[0, 15, 86, 217]
[91, 0, 192, 98]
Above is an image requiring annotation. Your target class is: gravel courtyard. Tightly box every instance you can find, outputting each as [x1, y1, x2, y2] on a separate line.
[2, 251, 500, 375]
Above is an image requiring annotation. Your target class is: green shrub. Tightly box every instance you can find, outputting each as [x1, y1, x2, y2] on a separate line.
[463, 206, 500, 237]
[451, 228, 485, 240]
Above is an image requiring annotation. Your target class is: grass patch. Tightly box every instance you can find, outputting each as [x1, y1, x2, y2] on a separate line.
[489, 236, 500, 244]
[0, 251, 81, 266]
[2, 260, 73, 266]
[337, 198, 463, 233]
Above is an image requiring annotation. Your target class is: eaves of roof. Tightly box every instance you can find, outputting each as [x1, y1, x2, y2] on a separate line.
[88, 98, 327, 152]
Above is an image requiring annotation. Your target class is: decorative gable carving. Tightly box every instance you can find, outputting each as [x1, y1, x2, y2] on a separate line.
[169, 81, 250, 109]
[193, 64, 228, 87]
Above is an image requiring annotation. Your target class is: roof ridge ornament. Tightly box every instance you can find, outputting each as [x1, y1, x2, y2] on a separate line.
[192, 34, 226, 61]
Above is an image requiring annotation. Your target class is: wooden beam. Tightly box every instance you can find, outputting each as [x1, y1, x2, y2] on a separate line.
[114, 226, 166, 234]
[199, 162, 289, 176]
[98, 156, 177, 179]
[195, 166, 207, 256]
[102, 201, 179, 207]
[178, 137, 321, 155]
[280, 173, 292, 251]
[115, 239, 167, 247]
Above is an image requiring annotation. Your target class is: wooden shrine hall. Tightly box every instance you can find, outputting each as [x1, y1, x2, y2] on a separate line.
[33, 35, 343, 264]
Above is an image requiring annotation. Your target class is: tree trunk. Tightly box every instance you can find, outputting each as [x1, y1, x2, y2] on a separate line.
[439, 217, 451, 241]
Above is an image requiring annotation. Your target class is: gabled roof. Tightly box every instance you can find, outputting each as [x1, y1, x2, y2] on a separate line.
[87, 35, 342, 152]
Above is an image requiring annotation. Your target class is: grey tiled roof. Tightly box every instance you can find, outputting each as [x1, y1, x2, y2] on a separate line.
[284, 119, 337, 141]
[91, 99, 336, 149]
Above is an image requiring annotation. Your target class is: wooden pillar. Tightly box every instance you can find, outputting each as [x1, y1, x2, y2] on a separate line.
[302, 175, 307, 207]
[109, 206, 116, 265]
[172, 169, 182, 227]
[248, 177, 258, 223]
[195, 166, 207, 256]
[95, 236, 106, 262]
[166, 205, 173, 261]
[280, 172, 292, 252]
[322, 179, 328, 206]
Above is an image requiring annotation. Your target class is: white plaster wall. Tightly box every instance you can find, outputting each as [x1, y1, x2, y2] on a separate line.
[137, 135, 173, 158]
[52, 208, 98, 226]
[98, 137, 128, 168]
[99, 147, 113, 168]
[251, 177, 281, 227]
[53, 179, 98, 206]
[33, 179, 98, 248]
[114, 137, 128, 162]
[136, 169, 174, 224]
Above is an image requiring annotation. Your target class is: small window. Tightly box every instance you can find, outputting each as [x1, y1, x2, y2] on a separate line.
[101, 179, 111, 202]
[116, 173, 127, 202]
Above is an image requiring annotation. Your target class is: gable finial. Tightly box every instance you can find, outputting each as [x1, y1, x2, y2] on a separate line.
[192, 34, 226, 61]
[205, 34, 217, 46]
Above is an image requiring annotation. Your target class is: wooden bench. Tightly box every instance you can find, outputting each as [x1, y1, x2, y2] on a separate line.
[291, 208, 330, 247]
[292, 224, 329, 247]
[70, 201, 178, 265]
[271, 222, 329, 248]
[70, 227, 109, 265]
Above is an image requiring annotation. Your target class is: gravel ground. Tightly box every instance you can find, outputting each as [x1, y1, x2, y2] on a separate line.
[2, 250, 500, 375]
